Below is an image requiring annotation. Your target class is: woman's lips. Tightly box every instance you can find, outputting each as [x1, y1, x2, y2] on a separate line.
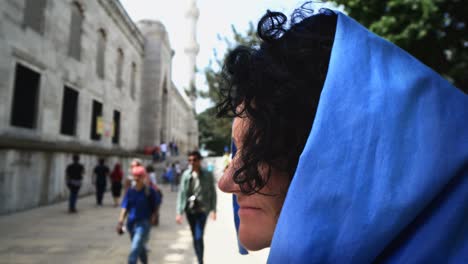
[238, 206, 262, 216]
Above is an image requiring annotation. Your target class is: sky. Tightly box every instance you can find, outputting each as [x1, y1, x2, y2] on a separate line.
[119, 0, 341, 113]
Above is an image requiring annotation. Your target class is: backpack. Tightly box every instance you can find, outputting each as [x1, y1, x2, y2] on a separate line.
[144, 186, 157, 214]
[145, 185, 163, 226]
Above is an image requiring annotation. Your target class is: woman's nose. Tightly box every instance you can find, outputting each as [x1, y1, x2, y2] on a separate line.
[218, 160, 240, 193]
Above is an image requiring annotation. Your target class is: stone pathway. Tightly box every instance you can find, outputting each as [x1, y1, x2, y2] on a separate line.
[0, 157, 269, 263]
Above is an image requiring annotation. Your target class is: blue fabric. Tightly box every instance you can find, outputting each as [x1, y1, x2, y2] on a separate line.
[268, 12, 468, 263]
[187, 212, 208, 264]
[121, 187, 156, 226]
[128, 219, 150, 264]
[164, 168, 174, 183]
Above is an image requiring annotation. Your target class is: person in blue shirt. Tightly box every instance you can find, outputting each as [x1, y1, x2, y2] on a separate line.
[117, 165, 157, 264]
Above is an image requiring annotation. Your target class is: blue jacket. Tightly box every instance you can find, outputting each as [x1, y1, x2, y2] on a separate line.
[121, 187, 157, 226]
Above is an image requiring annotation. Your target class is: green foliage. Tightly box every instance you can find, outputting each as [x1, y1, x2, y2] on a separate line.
[202, 23, 260, 102]
[198, 1, 467, 154]
[198, 23, 260, 154]
[197, 107, 232, 156]
[332, 0, 467, 92]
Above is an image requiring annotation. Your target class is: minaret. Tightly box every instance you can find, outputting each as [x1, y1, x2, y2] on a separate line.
[184, 0, 199, 109]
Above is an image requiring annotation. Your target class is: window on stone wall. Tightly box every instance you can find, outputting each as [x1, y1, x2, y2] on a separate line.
[60, 86, 78, 136]
[116, 48, 124, 88]
[90, 100, 102, 141]
[10, 64, 40, 129]
[68, 2, 84, 60]
[112, 110, 120, 144]
[130, 62, 137, 99]
[96, 29, 107, 79]
[23, 0, 47, 34]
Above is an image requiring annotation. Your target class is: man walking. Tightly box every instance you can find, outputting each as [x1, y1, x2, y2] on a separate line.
[176, 151, 217, 264]
[93, 158, 110, 206]
[65, 154, 85, 213]
[117, 165, 158, 264]
[160, 142, 167, 161]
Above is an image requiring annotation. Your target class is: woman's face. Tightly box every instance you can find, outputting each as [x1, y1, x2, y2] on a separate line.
[218, 117, 290, 251]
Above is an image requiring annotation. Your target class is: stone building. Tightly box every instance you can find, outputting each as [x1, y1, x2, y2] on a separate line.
[0, 0, 198, 214]
[137, 19, 197, 152]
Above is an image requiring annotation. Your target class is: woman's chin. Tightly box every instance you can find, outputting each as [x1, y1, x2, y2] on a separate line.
[238, 224, 272, 251]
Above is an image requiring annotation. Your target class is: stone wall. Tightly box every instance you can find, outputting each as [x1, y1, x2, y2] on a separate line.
[137, 20, 169, 148]
[0, 145, 153, 215]
[0, 0, 144, 150]
[169, 81, 196, 154]
[0, 0, 199, 214]
[137, 20, 197, 152]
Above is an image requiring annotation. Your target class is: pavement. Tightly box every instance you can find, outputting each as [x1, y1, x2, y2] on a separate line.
[0, 157, 269, 264]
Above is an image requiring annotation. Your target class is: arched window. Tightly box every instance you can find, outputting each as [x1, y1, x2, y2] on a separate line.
[68, 2, 84, 60]
[96, 29, 107, 78]
[130, 62, 137, 99]
[23, 0, 47, 33]
[116, 48, 124, 88]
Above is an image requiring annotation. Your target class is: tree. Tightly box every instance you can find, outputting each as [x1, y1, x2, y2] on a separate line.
[198, 23, 260, 155]
[202, 23, 259, 102]
[331, 0, 467, 93]
[197, 107, 232, 156]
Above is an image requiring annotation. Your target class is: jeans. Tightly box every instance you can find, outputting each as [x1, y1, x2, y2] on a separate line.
[128, 219, 151, 264]
[186, 212, 208, 264]
[96, 183, 106, 205]
[170, 179, 178, 192]
[68, 185, 80, 211]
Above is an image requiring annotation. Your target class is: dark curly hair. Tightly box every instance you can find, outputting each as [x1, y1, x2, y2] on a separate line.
[216, 4, 337, 194]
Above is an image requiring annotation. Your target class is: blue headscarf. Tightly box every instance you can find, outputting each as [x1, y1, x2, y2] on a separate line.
[268, 12, 468, 263]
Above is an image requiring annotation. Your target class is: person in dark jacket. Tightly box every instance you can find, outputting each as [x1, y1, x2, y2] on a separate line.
[93, 158, 110, 206]
[65, 154, 85, 213]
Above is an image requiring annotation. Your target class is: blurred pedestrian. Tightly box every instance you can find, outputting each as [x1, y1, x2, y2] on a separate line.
[162, 162, 172, 184]
[110, 163, 124, 207]
[151, 146, 160, 163]
[146, 165, 157, 186]
[174, 143, 179, 156]
[176, 151, 217, 264]
[93, 158, 110, 206]
[170, 163, 178, 192]
[117, 166, 158, 264]
[65, 154, 85, 213]
[169, 141, 174, 156]
[175, 161, 182, 186]
[160, 142, 167, 161]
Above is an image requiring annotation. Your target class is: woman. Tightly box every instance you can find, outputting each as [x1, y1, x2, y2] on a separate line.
[110, 163, 123, 207]
[217, 4, 468, 264]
